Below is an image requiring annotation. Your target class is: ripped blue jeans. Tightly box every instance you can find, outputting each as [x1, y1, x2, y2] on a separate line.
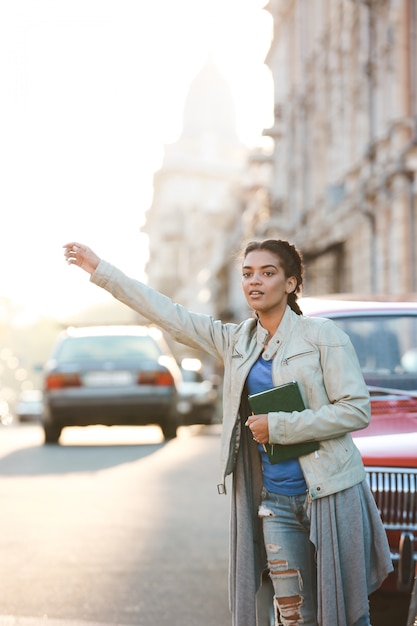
[259, 489, 371, 626]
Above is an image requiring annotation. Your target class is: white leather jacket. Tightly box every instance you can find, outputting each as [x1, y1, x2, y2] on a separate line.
[91, 260, 370, 499]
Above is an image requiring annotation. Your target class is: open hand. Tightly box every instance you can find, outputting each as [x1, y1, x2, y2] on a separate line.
[63, 242, 101, 275]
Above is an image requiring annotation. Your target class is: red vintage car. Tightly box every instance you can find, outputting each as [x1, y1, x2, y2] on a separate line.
[301, 296, 417, 595]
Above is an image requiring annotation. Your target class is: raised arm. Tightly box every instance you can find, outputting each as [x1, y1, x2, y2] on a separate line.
[63, 242, 101, 275]
[63, 241, 234, 361]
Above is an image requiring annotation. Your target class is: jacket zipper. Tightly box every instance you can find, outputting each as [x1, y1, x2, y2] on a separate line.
[282, 349, 315, 365]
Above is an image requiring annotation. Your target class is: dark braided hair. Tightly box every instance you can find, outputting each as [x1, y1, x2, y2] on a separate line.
[242, 239, 304, 315]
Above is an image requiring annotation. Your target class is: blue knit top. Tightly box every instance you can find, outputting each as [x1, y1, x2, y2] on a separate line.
[247, 355, 307, 495]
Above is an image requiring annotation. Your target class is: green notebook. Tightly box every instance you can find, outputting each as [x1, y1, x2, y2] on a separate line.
[248, 381, 319, 464]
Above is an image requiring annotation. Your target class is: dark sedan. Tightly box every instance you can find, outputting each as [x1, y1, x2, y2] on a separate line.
[41, 325, 182, 443]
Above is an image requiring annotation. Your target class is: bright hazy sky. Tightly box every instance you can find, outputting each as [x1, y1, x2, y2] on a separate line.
[1, 0, 273, 322]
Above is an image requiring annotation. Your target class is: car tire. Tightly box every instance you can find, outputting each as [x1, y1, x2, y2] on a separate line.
[43, 424, 62, 444]
[160, 416, 178, 440]
[407, 571, 417, 626]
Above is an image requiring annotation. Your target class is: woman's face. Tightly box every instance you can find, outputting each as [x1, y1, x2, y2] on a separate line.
[242, 249, 296, 316]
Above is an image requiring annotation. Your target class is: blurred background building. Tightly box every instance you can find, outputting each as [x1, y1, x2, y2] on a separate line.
[144, 61, 248, 319]
[3, 0, 416, 403]
[145, 0, 417, 325]
[258, 0, 417, 298]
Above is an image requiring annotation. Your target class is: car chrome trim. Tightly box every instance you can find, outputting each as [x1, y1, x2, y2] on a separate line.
[366, 466, 417, 530]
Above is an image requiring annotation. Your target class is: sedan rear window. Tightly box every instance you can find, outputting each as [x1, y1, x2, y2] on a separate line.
[56, 335, 163, 362]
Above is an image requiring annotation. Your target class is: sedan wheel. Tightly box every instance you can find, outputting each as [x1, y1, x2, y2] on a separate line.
[43, 424, 62, 444]
[160, 416, 178, 440]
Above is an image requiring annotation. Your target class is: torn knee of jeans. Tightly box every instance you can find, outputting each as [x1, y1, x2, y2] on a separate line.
[268, 562, 304, 590]
[276, 594, 303, 624]
[268, 558, 288, 573]
[258, 504, 274, 517]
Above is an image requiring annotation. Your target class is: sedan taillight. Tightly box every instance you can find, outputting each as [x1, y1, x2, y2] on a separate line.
[138, 370, 174, 386]
[45, 373, 82, 389]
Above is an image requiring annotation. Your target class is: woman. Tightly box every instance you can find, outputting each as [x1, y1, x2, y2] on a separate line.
[63, 238, 392, 626]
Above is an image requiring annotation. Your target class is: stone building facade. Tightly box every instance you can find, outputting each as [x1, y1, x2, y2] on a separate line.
[144, 1, 417, 326]
[247, 0, 417, 297]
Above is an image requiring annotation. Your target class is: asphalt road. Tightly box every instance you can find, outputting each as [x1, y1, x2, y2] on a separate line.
[0, 422, 412, 626]
[0, 423, 231, 626]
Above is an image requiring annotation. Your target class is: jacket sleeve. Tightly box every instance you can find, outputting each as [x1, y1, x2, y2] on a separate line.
[268, 320, 371, 444]
[90, 260, 231, 360]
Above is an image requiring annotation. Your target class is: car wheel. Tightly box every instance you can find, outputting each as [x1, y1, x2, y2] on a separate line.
[43, 424, 62, 444]
[407, 570, 417, 626]
[205, 407, 217, 425]
[160, 416, 178, 440]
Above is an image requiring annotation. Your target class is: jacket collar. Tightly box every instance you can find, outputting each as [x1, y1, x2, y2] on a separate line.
[233, 306, 301, 357]
[256, 305, 300, 357]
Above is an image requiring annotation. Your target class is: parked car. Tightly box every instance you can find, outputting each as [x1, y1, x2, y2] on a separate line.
[41, 325, 182, 443]
[301, 295, 417, 595]
[15, 389, 43, 422]
[177, 358, 219, 425]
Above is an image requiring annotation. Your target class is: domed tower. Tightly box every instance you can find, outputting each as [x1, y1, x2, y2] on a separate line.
[144, 61, 247, 314]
